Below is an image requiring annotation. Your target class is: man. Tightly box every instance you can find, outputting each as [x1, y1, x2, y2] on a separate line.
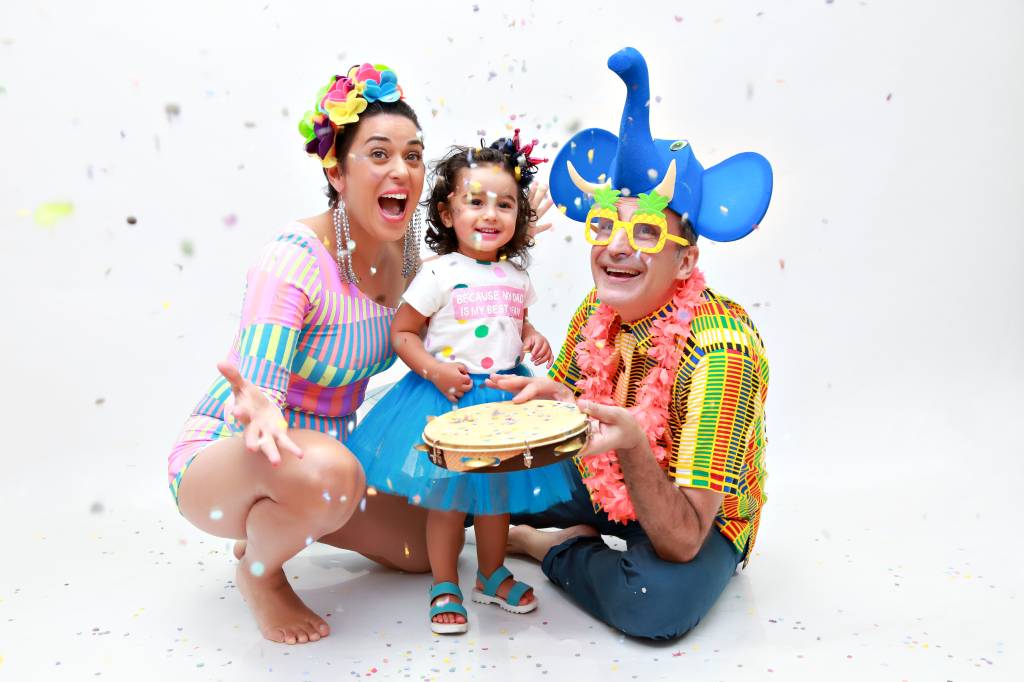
[489, 47, 773, 640]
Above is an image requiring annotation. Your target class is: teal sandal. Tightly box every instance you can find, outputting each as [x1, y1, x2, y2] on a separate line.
[429, 581, 469, 634]
[471, 566, 537, 614]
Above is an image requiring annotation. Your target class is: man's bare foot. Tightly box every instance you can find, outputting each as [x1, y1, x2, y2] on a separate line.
[507, 524, 600, 562]
[232, 540, 246, 560]
[235, 560, 330, 645]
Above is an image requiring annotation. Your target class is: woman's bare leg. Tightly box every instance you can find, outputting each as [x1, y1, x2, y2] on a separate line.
[176, 429, 365, 645]
[318, 491, 432, 573]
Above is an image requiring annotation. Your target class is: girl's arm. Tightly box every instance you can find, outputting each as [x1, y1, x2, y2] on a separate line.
[520, 309, 554, 367]
[391, 303, 473, 402]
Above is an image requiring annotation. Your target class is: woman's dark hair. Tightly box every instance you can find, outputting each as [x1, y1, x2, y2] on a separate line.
[423, 140, 540, 267]
[324, 99, 421, 206]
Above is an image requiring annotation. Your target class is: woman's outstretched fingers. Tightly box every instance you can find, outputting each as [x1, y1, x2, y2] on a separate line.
[276, 428, 303, 459]
[217, 361, 246, 392]
[261, 435, 283, 467]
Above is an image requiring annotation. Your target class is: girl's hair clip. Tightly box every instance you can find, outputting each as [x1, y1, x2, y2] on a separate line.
[486, 128, 549, 183]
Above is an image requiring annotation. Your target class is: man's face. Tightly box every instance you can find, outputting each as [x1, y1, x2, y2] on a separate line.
[589, 198, 699, 322]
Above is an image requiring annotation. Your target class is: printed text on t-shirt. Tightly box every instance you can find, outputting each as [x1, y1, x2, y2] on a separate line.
[451, 285, 526, 320]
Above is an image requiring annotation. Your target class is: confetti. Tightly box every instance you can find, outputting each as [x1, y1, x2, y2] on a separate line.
[89, 501, 104, 514]
[222, 213, 237, 227]
[165, 103, 181, 121]
[249, 561, 265, 577]
[209, 508, 224, 521]
[305, 536, 314, 546]
[126, 215, 137, 225]
[180, 239, 195, 257]
[322, 490, 332, 502]
[33, 201, 74, 227]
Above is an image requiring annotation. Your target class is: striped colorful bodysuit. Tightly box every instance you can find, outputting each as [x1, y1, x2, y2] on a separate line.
[167, 223, 397, 500]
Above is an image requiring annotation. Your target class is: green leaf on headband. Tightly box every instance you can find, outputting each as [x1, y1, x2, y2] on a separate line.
[636, 190, 669, 216]
[298, 110, 316, 141]
[593, 186, 621, 210]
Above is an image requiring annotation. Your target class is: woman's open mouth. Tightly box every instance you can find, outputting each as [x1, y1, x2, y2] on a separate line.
[377, 192, 408, 221]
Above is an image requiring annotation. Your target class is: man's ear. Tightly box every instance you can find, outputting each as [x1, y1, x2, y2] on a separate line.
[675, 244, 699, 281]
[326, 164, 346, 199]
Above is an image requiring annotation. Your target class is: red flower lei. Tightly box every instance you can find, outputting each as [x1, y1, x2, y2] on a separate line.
[575, 269, 707, 523]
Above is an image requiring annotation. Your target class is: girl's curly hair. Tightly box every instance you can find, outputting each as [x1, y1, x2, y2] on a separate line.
[423, 135, 545, 267]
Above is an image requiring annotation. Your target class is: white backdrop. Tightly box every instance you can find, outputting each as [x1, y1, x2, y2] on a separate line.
[1, 0, 1023, 678]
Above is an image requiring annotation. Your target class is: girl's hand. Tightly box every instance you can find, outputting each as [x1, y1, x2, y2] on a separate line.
[485, 375, 574, 404]
[217, 361, 303, 466]
[522, 329, 553, 368]
[576, 400, 646, 457]
[527, 182, 554, 238]
[429, 361, 474, 403]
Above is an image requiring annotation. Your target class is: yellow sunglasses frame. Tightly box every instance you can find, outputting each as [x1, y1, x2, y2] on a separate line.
[583, 207, 690, 253]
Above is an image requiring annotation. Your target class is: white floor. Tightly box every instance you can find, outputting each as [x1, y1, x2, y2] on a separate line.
[2, 426, 1020, 681]
[3, 1, 1023, 679]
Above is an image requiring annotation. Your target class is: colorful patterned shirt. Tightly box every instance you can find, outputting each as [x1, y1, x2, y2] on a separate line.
[168, 223, 397, 481]
[550, 287, 769, 562]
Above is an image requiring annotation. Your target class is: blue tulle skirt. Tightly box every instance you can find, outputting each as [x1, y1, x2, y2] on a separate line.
[346, 366, 579, 515]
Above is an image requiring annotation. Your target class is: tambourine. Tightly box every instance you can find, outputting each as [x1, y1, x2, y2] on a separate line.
[416, 400, 589, 474]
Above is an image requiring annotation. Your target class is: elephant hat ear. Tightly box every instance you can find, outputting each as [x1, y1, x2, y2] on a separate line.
[550, 47, 773, 241]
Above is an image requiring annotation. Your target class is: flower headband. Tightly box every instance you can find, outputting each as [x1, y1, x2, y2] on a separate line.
[298, 63, 405, 169]
[485, 128, 549, 184]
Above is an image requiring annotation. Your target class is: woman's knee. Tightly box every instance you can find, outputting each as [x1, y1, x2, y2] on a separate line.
[276, 434, 365, 516]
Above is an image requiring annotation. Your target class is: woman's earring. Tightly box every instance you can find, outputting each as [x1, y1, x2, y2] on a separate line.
[402, 208, 422, 279]
[333, 200, 359, 284]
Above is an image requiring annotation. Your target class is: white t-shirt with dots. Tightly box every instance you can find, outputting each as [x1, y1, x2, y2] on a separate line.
[403, 252, 538, 374]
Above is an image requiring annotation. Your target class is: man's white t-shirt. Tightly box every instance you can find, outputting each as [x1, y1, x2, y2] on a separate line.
[402, 252, 538, 374]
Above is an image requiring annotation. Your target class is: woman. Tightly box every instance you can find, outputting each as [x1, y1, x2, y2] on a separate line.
[169, 64, 432, 646]
[168, 64, 553, 646]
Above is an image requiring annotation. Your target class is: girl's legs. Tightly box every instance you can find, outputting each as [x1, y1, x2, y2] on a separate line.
[474, 514, 535, 605]
[426, 509, 468, 626]
[176, 429, 365, 645]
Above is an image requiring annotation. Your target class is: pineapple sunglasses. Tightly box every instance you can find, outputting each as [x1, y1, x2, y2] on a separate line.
[583, 206, 691, 254]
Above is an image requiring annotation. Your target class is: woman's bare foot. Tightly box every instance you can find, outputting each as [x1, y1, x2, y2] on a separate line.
[507, 524, 600, 562]
[235, 560, 330, 644]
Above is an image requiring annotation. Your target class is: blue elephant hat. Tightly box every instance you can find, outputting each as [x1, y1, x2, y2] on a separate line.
[550, 47, 773, 242]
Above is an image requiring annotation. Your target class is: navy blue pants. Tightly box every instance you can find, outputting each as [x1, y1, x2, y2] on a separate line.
[509, 470, 741, 641]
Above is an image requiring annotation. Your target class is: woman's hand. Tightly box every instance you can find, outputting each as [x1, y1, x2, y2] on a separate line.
[521, 328, 553, 368]
[428, 361, 474, 403]
[576, 400, 646, 456]
[218, 361, 303, 466]
[527, 182, 554, 238]
[485, 374, 574, 403]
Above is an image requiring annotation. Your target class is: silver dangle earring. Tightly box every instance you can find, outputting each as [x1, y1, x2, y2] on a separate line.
[333, 199, 359, 284]
[402, 208, 422, 279]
